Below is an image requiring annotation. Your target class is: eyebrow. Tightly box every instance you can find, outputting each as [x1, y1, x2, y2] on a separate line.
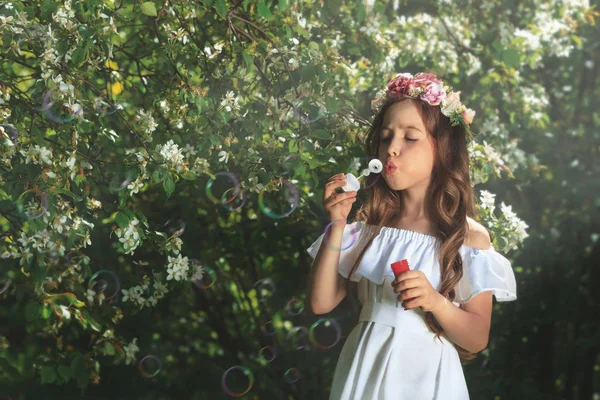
[381, 124, 424, 133]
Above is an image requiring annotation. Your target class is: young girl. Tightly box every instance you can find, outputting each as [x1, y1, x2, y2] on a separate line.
[306, 72, 517, 399]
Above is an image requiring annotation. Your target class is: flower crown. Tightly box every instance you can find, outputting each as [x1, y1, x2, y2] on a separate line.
[371, 72, 477, 142]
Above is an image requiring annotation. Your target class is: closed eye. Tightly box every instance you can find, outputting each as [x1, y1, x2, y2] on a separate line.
[381, 137, 417, 142]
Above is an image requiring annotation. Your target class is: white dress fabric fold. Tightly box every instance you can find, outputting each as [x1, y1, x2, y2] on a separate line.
[306, 221, 518, 399]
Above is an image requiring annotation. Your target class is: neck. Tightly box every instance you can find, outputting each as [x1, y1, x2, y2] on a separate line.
[398, 188, 428, 221]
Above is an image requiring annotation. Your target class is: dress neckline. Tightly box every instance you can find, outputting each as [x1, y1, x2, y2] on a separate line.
[361, 222, 494, 252]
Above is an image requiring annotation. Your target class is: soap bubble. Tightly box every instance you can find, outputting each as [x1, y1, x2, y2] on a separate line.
[138, 355, 162, 378]
[88, 270, 120, 301]
[93, 97, 123, 115]
[221, 365, 254, 397]
[309, 318, 342, 350]
[0, 123, 18, 143]
[40, 88, 83, 123]
[220, 186, 247, 212]
[257, 345, 277, 363]
[108, 170, 136, 192]
[161, 218, 186, 238]
[205, 172, 242, 205]
[283, 367, 303, 384]
[258, 179, 299, 219]
[253, 278, 276, 304]
[290, 96, 326, 124]
[284, 297, 305, 317]
[261, 320, 276, 336]
[16, 190, 49, 220]
[323, 220, 360, 252]
[0, 280, 11, 295]
[191, 260, 216, 289]
[286, 326, 310, 350]
[282, 154, 301, 177]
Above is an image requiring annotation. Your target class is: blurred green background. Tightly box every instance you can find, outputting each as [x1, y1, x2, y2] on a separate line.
[0, 0, 599, 399]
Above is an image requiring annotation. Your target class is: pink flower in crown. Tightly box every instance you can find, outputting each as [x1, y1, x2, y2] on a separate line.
[386, 73, 415, 97]
[462, 108, 476, 125]
[420, 82, 446, 106]
[413, 72, 443, 88]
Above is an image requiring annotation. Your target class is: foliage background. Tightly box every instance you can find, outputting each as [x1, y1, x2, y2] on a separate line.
[0, 0, 598, 399]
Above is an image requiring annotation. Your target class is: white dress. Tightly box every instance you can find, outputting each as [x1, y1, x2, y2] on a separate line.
[306, 221, 517, 400]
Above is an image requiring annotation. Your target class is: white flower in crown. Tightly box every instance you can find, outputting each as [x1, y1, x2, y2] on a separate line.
[441, 91, 463, 117]
[408, 85, 424, 97]
[370, 88, 387, 113]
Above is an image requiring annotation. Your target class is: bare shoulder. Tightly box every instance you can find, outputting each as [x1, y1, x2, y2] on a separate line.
[465, 217, 492, 250]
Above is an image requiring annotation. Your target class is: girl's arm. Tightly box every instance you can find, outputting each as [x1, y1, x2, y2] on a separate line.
[431, 291, 493, 354]
[307, 223, 348, 314]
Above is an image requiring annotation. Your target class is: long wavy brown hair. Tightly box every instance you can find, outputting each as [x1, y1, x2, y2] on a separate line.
[344, 95, 488, 362]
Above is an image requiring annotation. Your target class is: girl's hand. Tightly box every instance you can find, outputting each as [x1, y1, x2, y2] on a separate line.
[391, 270, 444, 313]
[322, 172, 358, 224]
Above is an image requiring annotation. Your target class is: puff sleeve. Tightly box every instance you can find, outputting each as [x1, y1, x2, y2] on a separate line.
[454, 247, 518, 304]
[306, 221, 368, 282]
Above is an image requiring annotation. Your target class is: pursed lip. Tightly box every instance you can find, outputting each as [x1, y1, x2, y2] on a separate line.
[385, 160, 397, 168]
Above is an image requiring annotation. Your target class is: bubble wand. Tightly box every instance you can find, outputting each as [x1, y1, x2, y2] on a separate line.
[336, 159, 383, 193]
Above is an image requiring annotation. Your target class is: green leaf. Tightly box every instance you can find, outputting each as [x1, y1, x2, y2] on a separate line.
[70, 352, 85, 374]
[40, 0, 58, 20]
[42, 304, 52, 319]
[502, 48, 520, 69]
[50, 187, 80, 201]
[140, 2, 157, 17]
[71, 46, 86, 67]
[25, 301, 41, 322]
[215, 0, 227, 18]
[58, 365, 72, 381]
[278, 0, 289, 11]
[114, 211, 130, 228]
[81, 310, 102, 332]
[355, 3, 366, 23]
[288, 139, 298, 153]
[40, 366, 57, 384]
[325, 96, 339, 114]
[152, 169, 162, 183]
[78, 26, 94, 40]
[311, 129, 331, 140]
[180, 171, 197, 180]
[102, 341, 116, 356]
[294, 24, 310, 40]
[46, 293, 86, 308]
[242, 52, 254, 69]
[163, 176, 175, 199]
[258, 1, 272, 18]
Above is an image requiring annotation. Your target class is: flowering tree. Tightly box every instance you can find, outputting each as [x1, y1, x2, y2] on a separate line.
[0, 0, 595, 397]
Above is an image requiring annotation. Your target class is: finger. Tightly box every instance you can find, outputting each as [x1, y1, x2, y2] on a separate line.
[396, 270, 419, 283]
[327, 173, 345, 182]
[400, 288, 420, 299]
[393, 278, 420, 292]
[324, 190, 357, 207]
[324, 179, 348, 198]
[333, 196, 358, 208]
[400, 297, 418, 310]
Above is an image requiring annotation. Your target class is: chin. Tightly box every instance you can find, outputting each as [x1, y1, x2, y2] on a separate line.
[383, 176, 405, 191]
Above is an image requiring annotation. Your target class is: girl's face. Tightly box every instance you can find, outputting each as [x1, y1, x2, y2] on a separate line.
[377, 101, 436, 192]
